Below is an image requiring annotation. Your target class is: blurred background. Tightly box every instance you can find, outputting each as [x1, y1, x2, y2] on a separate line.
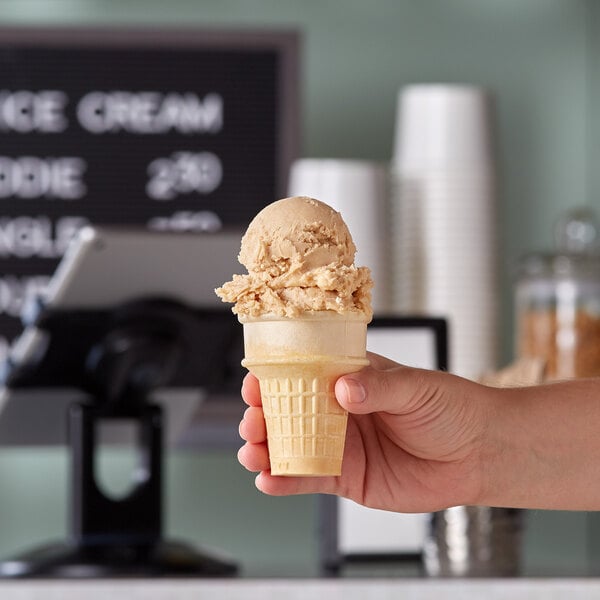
[0, 0, 599, 579]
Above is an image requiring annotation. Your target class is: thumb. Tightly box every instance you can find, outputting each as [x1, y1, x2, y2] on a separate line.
[335, 363, 444, 416]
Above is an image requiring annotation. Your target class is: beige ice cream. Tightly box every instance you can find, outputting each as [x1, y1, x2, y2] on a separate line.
[216, 196, 372, 476]
[215, 196, 373, 319]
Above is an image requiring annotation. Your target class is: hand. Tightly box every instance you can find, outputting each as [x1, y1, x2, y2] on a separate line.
[238, 353, 492, 512]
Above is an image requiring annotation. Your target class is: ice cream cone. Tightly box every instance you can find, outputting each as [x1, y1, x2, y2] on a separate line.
[240, 312, 369, 476]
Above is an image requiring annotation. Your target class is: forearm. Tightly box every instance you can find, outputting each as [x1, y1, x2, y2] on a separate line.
[480, 378, 600, 510]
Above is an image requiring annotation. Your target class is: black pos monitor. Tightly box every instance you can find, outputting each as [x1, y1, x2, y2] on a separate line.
[0, 226, 245, 578]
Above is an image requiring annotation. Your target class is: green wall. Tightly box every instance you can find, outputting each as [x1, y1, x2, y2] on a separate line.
[0, 0, 598, 576]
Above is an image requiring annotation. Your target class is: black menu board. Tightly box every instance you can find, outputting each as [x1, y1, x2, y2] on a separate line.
[0, 28, 299, 355]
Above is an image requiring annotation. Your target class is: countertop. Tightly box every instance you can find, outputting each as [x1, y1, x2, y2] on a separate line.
[0, 578, 599, 599]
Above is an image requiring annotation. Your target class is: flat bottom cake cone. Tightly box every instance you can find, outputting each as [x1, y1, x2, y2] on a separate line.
[240, 313, 369, 476]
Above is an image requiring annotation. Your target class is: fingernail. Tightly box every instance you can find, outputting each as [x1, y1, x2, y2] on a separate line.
[238, 418, 247, 440]
[237, 445, 246, 464]
[337, 377, 366, 404]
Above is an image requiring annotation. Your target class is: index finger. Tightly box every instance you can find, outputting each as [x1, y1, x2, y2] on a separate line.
[241, 372, 262, 407]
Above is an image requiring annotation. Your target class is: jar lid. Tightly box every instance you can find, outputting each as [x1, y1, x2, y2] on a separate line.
[517, 207, 600, 281]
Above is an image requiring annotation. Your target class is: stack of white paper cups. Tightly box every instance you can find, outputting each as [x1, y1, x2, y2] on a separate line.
[391, 85, 499, 378]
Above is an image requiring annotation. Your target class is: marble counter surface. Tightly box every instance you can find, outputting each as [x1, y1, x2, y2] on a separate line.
[0, 578, 599, 599]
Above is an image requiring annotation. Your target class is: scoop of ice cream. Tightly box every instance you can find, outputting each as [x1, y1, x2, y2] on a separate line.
[238, 196, 356, 276]
[215, 196, 373, 319]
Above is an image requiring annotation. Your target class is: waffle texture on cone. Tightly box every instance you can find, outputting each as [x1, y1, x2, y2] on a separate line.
[258, 366, 348, 476]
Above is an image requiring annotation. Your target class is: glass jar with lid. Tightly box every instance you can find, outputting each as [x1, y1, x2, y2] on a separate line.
[515, 208, 600, 380]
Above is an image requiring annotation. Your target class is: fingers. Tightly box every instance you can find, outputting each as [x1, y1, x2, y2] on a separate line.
[241, 372, 262, 407]
[238, 399, 270, 472]
[238, 406, 266, 443]
[238, 441, 270, 472]
[238, 373, 270, 475]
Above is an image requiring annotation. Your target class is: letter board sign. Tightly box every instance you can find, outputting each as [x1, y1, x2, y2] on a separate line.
[0, 27, 299, 356]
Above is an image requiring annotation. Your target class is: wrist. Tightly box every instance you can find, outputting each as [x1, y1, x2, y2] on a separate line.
[458, 383, 507, 508]
[472, 386, 513, 507]
[475, 384, 564, 509]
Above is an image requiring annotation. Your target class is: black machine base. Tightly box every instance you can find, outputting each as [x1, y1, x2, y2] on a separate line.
[0, 300, 243, 579]
[0, 539, 237, 578]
